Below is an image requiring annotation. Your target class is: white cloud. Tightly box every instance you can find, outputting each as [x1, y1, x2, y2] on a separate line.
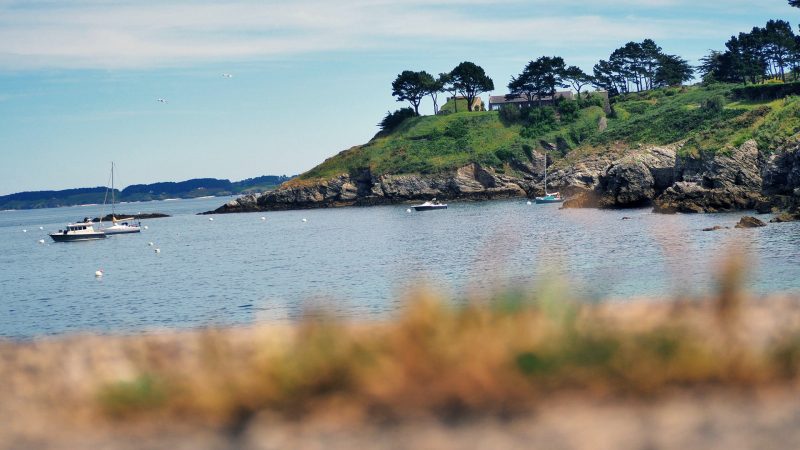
[0, 0, 789, 69]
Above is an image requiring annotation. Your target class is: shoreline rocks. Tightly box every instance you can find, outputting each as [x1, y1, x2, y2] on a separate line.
[205, 140, 800, 217]
[204, 163, 534, 214]
[735, 216, 767, 228]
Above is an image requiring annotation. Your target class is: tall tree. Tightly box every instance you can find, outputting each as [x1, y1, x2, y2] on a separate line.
[654, 54, 694, 87]
[699, 50, 738, 83]
[425, 73, 446, 115]
[726, 31, 768, 84]
[508, 56, 566, 107]
[639, 39, 663, 90]
[762, 19, 796, 81]
[391, 70, 435, 116]
[439, 72, 459, 113]
[450, 61, 494, 112]
[561, 65, 593, 105]
[592, 59, 625, 96]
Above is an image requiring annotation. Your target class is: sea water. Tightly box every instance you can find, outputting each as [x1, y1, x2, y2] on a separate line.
[0, 196, 798, 339]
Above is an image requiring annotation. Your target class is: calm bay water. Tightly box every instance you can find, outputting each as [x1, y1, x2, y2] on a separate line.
[1, 196, 799, 339]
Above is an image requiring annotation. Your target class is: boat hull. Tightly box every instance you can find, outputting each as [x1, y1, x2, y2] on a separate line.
[103, 227, 141, 235]
[49, 232, 106, 242]
[534, 197, 563, 204]
[413, 205, 448, 211]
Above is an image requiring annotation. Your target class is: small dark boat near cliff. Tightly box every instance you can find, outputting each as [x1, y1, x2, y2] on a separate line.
[412, 199, 448, 211]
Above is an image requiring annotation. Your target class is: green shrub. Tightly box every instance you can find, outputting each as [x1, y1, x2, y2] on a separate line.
[582, 93, 607, 109]
[498, 104, 521, 124]
[379, 108, 416, 133]
[495, 147, 514, 162]
[731, 82, 800, 101]
[444, 118, 469, 139]
[557, 100, 580, 123]
[520, 107, 558, 139]
[701, 95, 725, 114]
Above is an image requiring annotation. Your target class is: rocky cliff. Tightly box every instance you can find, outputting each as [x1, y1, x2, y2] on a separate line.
[209, 163, 536, 213]
[207, 140, 800, 215]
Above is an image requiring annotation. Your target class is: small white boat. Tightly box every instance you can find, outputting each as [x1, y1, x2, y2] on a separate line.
[99, 162, 142, 235]
[102, 217, 141, 235]
[535, 192, 563, 204]
[412, 199, 448, 211]
[49, 222, 106, 242]
[534, 158, 563, 204]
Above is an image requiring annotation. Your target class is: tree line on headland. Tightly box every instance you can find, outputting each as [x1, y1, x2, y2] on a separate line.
[385, 1, 800, 130]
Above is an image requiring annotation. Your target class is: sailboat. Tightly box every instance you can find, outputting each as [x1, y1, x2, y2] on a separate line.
[534, 157, 563, 204]
[100, 162, 142, 235]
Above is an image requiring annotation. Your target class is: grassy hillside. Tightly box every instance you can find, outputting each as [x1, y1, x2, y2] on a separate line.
[297, 84, 800, 182]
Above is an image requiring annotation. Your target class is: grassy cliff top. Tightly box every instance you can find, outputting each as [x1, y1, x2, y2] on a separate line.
[296, 84, 800, 182]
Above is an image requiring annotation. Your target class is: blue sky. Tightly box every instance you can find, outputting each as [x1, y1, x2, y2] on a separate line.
[0, 0, 797, 195]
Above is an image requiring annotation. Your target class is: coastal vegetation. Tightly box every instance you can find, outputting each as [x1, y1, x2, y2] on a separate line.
[299, 14, 800, 185]
[300, 83, 800, 182]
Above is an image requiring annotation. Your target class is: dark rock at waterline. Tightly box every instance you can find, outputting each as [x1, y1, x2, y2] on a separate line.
[89, 213, 170, 222]
[770, 212, 800, 223]
[597, 145, 677, 208]
[203, 163, 533, 214]
[735, 216, 767, 229]
[702, 225, 728, 232]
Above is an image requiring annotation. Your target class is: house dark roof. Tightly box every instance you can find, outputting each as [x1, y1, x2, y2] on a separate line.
[489, 91, 574, 105]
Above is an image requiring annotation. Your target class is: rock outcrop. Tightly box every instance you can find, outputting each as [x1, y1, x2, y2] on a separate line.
[208, 164, 531, 213]
[597, 145, 677, 208]
[208, 139, 800, 215]
[653, 140, 764, 213]
[735, 216, 767, 228]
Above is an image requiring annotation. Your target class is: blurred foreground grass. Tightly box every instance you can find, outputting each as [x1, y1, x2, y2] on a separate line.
[3, 256, 800, 443]
[89, 257, 800, 427]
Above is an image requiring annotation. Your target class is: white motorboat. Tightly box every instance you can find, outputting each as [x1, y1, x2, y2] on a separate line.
[49, 222, 106, 242]
[412, 199, 448, 211]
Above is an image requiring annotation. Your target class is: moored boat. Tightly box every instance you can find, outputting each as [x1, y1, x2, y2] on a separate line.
[98, 162, 141, 235]
[412, 199, 448, 211]
[102, 217, 141, 235]
[534, 158, 563, 204]
[49, 222, 106, 242]
[535, 192, 563, 204]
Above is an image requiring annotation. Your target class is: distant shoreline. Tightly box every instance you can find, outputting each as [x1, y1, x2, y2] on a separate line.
[0, 175, 294, 211]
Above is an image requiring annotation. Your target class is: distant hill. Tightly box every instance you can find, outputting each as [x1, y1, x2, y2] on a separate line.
[0, 175, 294, 210]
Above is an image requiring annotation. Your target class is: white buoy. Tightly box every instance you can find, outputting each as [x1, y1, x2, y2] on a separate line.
[39, 226, 44, 230]
[143, 225, 148, 230]
[95, 269, 103, 277]
[148, 242, 154, 247]
[22, 229, 27, 233]
[302, 218, 307, 222]
[155, 248, 161, 253]
[209, 217, 214, 221]
[406, 208, 412, 213]
[527, 201, 532, 206]
[261, 216, 266, 221]
[38, 239, 45, 244]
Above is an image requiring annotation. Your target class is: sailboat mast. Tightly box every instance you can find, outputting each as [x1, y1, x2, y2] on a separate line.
[111, 162, 115, 220]
[543, 156, 547, 195]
